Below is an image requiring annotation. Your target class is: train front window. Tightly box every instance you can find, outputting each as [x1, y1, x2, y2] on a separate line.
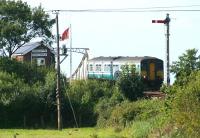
[157, 62, 163, 70]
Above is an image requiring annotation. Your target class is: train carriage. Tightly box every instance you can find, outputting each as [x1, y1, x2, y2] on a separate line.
[87, 56, 163, 90]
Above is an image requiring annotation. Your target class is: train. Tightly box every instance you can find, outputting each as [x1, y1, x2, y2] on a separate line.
[87, 56, 164, 90]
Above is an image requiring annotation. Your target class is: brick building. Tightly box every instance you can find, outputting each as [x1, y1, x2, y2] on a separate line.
[12, 41, 55, 66]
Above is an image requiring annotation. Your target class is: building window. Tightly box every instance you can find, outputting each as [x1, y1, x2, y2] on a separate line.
[96, 64, 102, 71]
[17, 56, 23, 62]
[34, 58, 45, 66]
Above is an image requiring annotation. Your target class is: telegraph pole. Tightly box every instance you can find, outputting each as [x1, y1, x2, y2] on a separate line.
[55, 11, 61, 130]
[152, 13, 171, 85]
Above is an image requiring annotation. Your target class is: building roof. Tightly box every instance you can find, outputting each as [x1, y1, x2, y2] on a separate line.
[89, 56, 158, 62]
[13, 41, 55, 55]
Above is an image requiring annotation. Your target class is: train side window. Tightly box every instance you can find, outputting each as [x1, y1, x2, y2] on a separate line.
[89, 64, 93, 71]
[104, 64, 111, 72]
[113, 65, 119, 71]
[96, 64, 102, 71]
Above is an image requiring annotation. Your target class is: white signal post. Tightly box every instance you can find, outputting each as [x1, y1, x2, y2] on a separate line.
[152, 13, 170, 86]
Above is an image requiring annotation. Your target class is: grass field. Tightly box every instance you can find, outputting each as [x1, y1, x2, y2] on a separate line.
[0, 128, 130, 138]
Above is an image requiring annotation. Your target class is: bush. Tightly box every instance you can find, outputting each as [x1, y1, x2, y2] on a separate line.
[0, 57, 54, 85]
[102, 99, 165, 128]
[0, 58, 59, 128]
[67, 79, 123, 127]
[117, 64, 144, 101]
[171, 71, 200, 136]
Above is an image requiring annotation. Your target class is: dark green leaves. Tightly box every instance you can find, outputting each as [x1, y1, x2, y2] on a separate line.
[0, 0, 55, 57]
[117, 64, 144, 101]
[171, 49, 200, 86]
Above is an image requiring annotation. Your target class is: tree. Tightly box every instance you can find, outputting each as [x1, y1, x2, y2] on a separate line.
[171, 49, 200, 85]
[0, 57, 59, 128]
[0, 0, 55, 57]
[117, 64, 144, 101]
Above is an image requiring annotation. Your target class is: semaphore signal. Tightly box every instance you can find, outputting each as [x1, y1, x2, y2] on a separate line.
[152, 14, 170, 86]
[152, 20, 166, 23]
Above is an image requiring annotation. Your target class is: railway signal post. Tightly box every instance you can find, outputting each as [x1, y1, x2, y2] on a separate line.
[152, 13, 171, 85]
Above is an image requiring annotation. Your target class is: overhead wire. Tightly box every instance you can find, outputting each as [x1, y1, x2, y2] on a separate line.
[46, 4, 200, 13]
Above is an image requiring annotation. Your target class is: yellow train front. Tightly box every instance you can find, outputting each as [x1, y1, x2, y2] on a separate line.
[140, 57, 163, 90]
[87, 56, 163, 90]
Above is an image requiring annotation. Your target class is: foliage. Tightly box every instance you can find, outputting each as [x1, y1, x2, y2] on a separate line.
[171, 71, 200, 136]
[0, 0, 55, 57]
[66, 79, 123, 127]
[153, 49, 200, 137]
[0, 57, 53, 85]
[0, 58, 59, 128]
[95, 88, 124, 128]
[0, 71, 28, 106]
[117, 64, 144, 101]
[171, 48, 200, 86]
[107, 99, 164, 128]
[131, 120, 153, 138]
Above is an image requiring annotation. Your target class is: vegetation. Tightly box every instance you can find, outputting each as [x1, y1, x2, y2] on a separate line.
[171, 71, 200, 137]
[0, 57, 58, 128]
[0, 0, 55, 57]
[1, 1, 200, 138]
[171, 48, 200, 86]
[1, 48, 200, 138]
[0, 128, 127, 138]
[159, 49, 200, 137]
[117, 64, 144, 101]
[66, 79, 122, 127]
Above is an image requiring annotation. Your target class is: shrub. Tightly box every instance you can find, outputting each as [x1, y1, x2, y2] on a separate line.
[117, 64, 144, 101]
[67, 79, 123, 127]
[0, 58, 59, 128]
[171, 71, 200, 136]
[106, 99, 164, 128]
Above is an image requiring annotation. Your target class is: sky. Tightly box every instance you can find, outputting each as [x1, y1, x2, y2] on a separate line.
[22, 0, 200, 83]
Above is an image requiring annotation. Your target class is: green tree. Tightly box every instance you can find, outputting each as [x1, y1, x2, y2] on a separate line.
[0, 57, 50, 85]
[0, 71, 27, 106]
[171, 49, 200, 85]
[117, 64, 144, 101]
[0, 0, 55, 57]
[0, 57, 59, 128]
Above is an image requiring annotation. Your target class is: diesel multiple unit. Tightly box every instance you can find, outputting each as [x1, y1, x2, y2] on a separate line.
[87, 56, 163, 90]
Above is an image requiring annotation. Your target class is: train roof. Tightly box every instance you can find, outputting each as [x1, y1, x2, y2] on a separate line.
[89, 56, 161, 62]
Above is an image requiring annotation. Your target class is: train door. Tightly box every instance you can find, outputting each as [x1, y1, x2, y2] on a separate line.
[149, 63, 155, 80]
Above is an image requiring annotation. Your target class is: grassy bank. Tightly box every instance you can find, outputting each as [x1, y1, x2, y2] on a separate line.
[0, 128, 130, 138]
